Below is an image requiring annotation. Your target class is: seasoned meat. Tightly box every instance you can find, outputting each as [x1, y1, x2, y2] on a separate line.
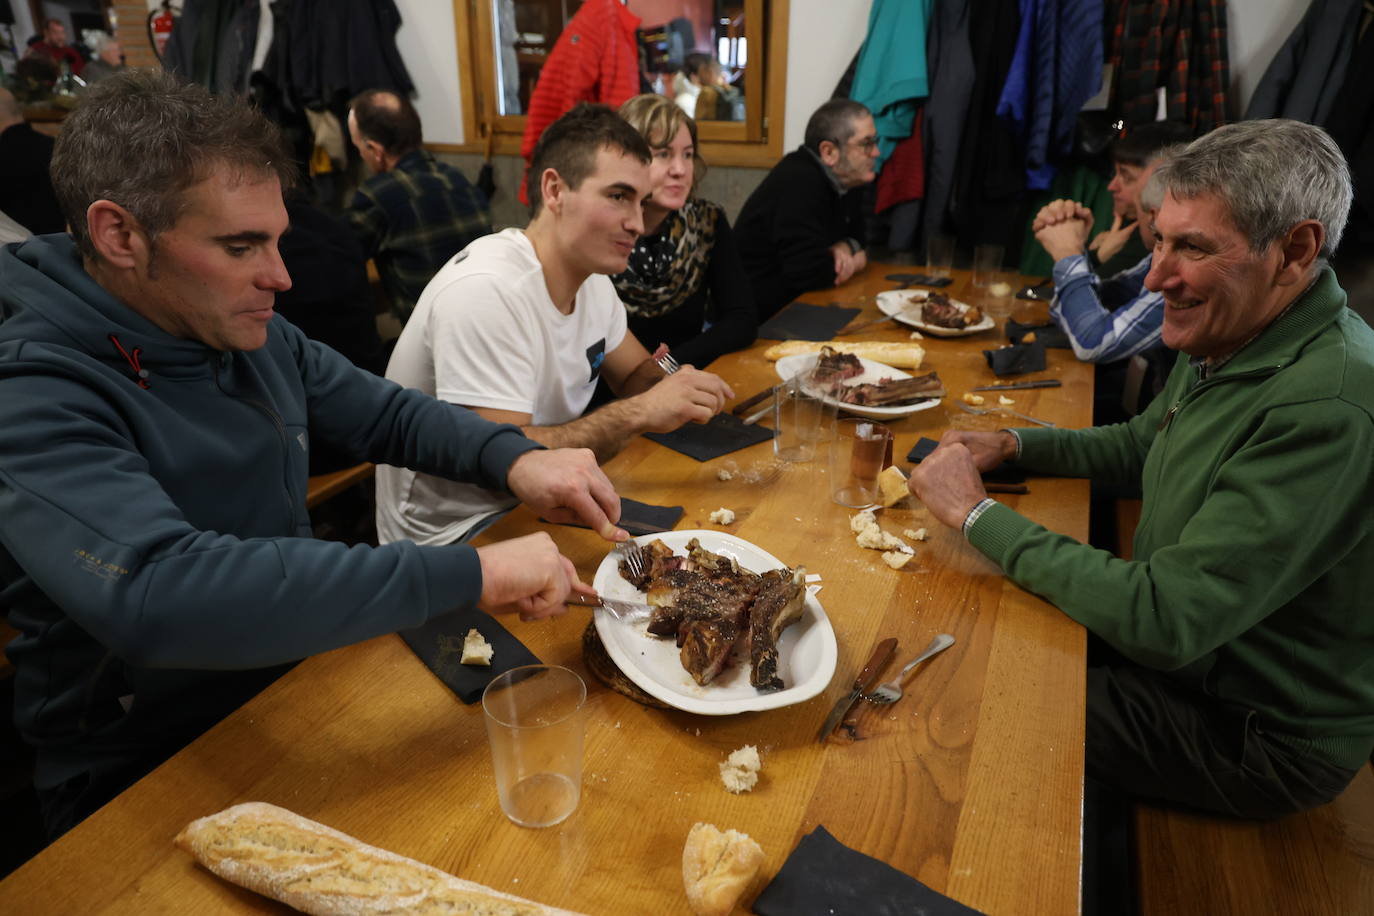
[842, 371, 945, 406]
[748, 568, 807, 689]
[621, 539, 805, 689]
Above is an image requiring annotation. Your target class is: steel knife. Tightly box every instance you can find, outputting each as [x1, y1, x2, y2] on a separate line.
[970, 379, 1062, 391]
[730, 385, 778, 417]
[817, 636, 897, 742]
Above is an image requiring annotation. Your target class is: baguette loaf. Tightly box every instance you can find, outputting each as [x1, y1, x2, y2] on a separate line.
[762, 339, 925, 368]
[175, 802, 587, 916]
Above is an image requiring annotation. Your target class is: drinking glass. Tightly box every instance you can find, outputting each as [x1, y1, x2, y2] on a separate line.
[482, 665, 586, 828]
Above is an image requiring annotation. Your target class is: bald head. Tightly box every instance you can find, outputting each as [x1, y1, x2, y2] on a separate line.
[348, 89, 422, 159]
[0, 88, 22, 131]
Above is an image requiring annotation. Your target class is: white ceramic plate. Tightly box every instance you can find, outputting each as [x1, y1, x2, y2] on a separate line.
[876, 289, 995, 337]
[591, 530, 837, 716]
[775, 353, 941, 420]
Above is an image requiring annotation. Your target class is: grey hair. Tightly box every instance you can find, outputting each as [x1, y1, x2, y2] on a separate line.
[1138, 145, 1189, 213]
[50, 69, 296, 260]
[804, 99, 872, 153]
[1153, 119, 1351, 260]
[89, 32, 118, 55]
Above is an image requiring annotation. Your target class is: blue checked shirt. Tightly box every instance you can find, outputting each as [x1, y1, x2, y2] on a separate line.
[348, 150, 491, 323]
[1049, 252, 1163, 364]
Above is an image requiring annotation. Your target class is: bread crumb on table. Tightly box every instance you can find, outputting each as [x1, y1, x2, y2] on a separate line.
[998, 395, 1016, 406]
[719, 745, 761, 793]
[708, 507, 736, 525]
[903, 528, 929, 541]
[962, 392, 986, 406]
[716, 468, 734, 481]
[882, 551, 913, 569]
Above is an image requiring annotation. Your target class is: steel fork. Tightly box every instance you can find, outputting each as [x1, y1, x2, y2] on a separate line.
[615, 539, 647, 581]
[863, 634, 955, 705]
[655, 352, 681, 375]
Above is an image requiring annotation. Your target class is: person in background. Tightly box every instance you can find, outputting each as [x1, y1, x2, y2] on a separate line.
[678, 53, 738, 122]
[346, 89, 491, 324]
[81, 34, 126, 84]
[25, 18, 84, 77]
[1073, 121, 1194, 278]
[610, 94, 755, 369]
[0, 87, 65, 234]
[734, 99, 878, 319]
[0, 71, 622, 838]
[910, 119, 1374, 819]
[376, 104, 734, 548]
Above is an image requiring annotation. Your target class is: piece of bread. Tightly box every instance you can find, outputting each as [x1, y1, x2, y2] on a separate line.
[718, 745, 761, 793]
[682, 823, 766, 916]
[762, 339, 925, 369]
[876, 465, 908, 508]
[175, 802, 587, 916]
[461, 628, 493, 666]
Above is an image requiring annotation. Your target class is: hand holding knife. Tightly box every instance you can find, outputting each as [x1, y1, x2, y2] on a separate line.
[817, 637, 897, 742]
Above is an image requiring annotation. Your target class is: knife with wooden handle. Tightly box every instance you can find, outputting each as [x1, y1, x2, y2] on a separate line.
[730, 385, 778, 417]
[817, 637, 897, 742]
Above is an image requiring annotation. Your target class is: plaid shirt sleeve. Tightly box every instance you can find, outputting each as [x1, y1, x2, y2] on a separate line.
[1049, 253, 1164, 363]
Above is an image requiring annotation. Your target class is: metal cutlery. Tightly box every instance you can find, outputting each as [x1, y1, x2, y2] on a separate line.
[817, 637, 898, 742]
[863, 634, 954, 705]
[654, 352, 681, 375]
[970, 379, 1062, 391]
[955, 400, 1056, 428]
[614, 539, 647, 580]
[568, 593, 653, 623]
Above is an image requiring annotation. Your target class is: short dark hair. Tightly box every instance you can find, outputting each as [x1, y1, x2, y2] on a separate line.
[526, 103, 652, 215]
[51, 69, 296, 260]
[804, 99, 871, 153]
[349, 89, 422, 157]
[683, 52, 715, 80]
[1113, 121, 1194, 167]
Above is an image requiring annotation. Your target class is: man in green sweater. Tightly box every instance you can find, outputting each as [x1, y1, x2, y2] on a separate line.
[910, 119, 1373, 818]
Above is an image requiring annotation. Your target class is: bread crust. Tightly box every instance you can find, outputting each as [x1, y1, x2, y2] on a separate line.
[174, 802, 587, 916]
[681, 822, 765, 916]
[762, 340, 926, 369]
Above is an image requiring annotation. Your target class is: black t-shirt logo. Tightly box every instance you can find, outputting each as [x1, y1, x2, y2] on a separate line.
[586, 338, 607, 383]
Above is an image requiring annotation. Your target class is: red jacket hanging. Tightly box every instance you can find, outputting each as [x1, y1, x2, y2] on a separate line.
[519, 0, 642, 204]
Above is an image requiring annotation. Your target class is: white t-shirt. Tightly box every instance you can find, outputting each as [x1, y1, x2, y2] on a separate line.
[375, 228, 628, 546]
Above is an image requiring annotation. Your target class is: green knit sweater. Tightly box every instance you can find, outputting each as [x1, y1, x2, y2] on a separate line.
[969, 268, 1374, 769]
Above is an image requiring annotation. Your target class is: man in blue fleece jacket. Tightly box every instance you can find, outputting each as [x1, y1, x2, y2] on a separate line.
[0, 71, 626, 837]
[909, 120, 1374, 818]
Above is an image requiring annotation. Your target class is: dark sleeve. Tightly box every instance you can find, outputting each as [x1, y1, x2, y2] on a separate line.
[669, 211, 758, 368]
[772, 172, 843, 293]
[346, 187, 386, 259]
[0, 341, 542, 670]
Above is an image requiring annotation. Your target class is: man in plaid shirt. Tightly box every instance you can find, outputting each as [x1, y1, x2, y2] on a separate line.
[347, 90, 491, 324]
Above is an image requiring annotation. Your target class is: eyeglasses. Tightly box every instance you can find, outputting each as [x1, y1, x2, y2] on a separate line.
[830, 136, 879, 152]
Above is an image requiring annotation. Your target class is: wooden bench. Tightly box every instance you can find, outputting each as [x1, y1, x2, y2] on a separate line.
[1117, 498, 1374, 913]
[305, 462, 375, 510]
[1135, 764, 1374, 914]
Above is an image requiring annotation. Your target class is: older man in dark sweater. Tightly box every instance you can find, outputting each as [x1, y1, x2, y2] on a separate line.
[734, 100, 878, 319]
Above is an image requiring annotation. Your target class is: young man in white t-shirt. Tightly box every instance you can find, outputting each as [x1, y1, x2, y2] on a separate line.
[378, 104, 735, 546]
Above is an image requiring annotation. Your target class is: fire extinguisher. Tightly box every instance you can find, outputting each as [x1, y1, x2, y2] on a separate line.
[147, 2, 176, 63]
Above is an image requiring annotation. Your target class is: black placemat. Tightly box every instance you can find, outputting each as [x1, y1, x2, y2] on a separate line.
[906, 436, 1026, 484]
[983, 340, 1048, 376]
[885, 271, 953, 288]
[757, 302, 861, 341]
[644, 413, 774, 461]
[1006, 318, 1071, 348]
[753, 826, 986, 916]
[399, 608, 540, 704]
[542, 497, 683, 536]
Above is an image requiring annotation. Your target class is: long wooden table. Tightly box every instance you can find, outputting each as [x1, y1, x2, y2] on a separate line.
[0, 267, 1092, 914]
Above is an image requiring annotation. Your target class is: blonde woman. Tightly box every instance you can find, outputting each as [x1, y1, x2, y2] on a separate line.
[611, 94, 756, 368]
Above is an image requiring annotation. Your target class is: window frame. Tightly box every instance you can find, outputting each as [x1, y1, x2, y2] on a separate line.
[445, 0, 789, 167]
